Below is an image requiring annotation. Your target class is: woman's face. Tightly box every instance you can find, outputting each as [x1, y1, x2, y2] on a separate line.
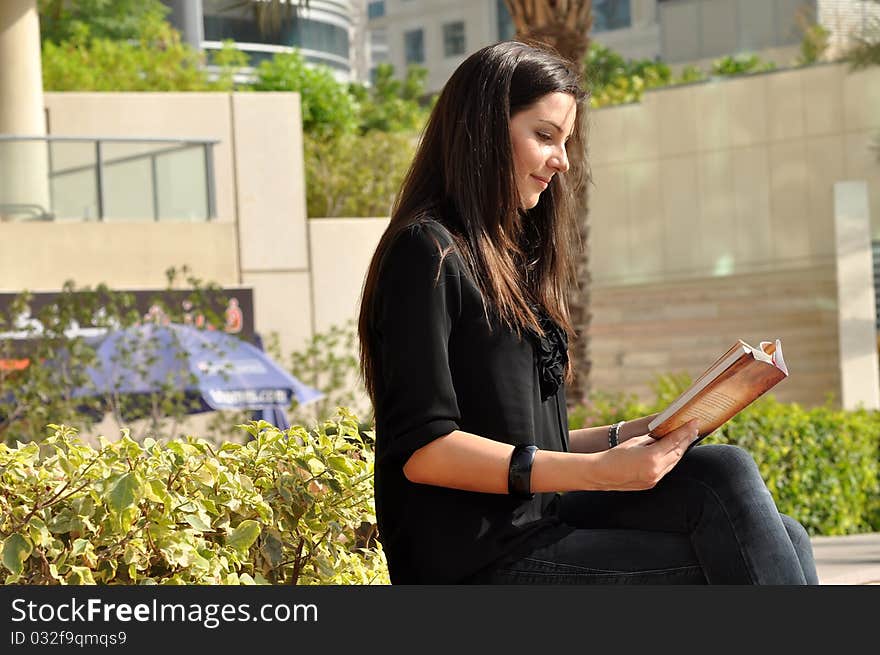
[509, 91, 576, 210]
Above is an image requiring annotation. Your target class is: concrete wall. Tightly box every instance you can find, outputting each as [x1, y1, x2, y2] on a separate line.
[231, 92, 312, 356]
[0, 222, 239, 290]
[308, 218, 389, 333]
[588, 62, 880, 286]
[589, 264, 841, 407]
[586, 62, 880, 408]
[44, 93, 238, 223]
[302, 62, 880, 409]
[21, 91, 312, 355]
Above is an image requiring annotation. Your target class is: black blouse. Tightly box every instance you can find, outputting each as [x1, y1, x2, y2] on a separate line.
[371, 219, 574, 584]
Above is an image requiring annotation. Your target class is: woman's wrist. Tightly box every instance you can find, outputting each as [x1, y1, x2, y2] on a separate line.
[617, 414, 658, 443]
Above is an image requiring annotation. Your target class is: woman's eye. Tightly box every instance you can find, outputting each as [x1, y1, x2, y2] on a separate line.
[537, 132, 552, 141]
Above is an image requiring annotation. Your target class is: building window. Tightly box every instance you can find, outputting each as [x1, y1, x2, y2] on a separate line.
[497, 0, 515, 40]
[404, 28, 424, 64]
[203, 14, 350, 59]
[443, 21, 466, 57]
[594, 0, 631, 33]
[367, 1, 385, 20]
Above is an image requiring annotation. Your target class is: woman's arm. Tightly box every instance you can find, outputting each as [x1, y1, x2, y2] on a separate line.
[403, 417, 698, 494]
[568, 413, 660, 454]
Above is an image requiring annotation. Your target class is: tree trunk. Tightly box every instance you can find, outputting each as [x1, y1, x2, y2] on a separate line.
[504, 0, 594, 409]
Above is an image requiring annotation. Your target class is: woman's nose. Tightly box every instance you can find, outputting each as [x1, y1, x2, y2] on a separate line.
[550, 146, 569, 173]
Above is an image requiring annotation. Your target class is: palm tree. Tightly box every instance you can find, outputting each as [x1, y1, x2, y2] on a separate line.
[504, 0, 594, 64]
[504, 0, 594, 408]
[222, 0, 310, 35]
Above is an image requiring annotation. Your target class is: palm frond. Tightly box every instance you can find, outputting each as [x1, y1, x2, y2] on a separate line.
[220, 0, 310, 35]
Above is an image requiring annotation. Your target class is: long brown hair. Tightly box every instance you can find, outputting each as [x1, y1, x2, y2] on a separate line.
[358, 40, 590, 406]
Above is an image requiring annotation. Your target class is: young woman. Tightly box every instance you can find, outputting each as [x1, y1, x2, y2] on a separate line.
[357, 41, 818, 585]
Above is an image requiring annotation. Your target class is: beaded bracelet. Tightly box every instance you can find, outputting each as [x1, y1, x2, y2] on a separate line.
[608, 421, 625, 449]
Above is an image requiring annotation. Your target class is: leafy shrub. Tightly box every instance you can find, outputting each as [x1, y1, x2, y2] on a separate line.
[711, 53, 777, 76]
[710, 399, 880, 536]
[569, 378, 880, 536]
[350, 63, 432, 134]
[585, 43, 781, 109]
[264, 320, 372, 434]
[251, 50, 360, 138]
[304, 131, 417, 218]
[585, 43, 679, 107]
[568, 372, 691, 428]
[41, 21, 215, 92]
[0, 409, 389, 584]
[0, 268, 238, 445]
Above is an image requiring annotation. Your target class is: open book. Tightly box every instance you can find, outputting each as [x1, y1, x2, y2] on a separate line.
[647, 339, 789, 441]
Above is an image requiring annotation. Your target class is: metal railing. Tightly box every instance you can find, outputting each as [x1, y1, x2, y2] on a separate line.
[0, 135, 219, 222]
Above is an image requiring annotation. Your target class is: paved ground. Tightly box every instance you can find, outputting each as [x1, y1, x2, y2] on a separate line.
[812, 532, 880, 584]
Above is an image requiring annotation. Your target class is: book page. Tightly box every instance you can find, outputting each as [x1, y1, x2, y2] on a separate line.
[647, 344, 752, 431]
[649, 352, 787, 439]
[760, 339, 788, 375]
[682, 341, 748, 397]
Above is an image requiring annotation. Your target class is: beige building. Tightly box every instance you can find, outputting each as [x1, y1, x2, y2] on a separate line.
[162, 0, 363, 83]
[364, 0, 880, 93]
[585, 60, 880, 409]
[1, 91, 315, 359]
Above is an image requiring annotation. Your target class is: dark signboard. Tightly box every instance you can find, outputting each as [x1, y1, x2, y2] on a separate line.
[0, 287, 256, 364]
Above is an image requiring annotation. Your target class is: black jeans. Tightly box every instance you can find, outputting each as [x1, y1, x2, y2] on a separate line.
[477, 444, 818, 584]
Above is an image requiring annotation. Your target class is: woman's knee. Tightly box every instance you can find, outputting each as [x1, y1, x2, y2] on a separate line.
[780, 514, 812, 553]
[780, 513, 819, 584]
[675, 444, 771, 500]
[680, 443, 759, 479]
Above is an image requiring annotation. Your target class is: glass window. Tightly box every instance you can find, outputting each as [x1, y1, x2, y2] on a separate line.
[370, 30, 387, 48]
[442, 21, 465, 57]
[594, 0, 631, 33]
[496, 0, 515, 40]
[203, 14, 350, 59]
[404, 28, 424, 64]
[367, 1, 385, 20]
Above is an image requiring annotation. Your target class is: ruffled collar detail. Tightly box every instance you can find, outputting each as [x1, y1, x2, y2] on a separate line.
[527, 304, 569, 401]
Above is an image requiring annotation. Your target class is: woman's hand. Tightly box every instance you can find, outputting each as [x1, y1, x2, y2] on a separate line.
[594, 418, 700, 491]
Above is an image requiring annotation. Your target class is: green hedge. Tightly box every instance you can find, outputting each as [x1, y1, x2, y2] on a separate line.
[0, 410, 389, 585]
[570, 380, 880, 536]
[4, 391, 877, 585]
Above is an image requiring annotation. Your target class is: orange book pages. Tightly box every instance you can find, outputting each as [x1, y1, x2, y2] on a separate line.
[649, 353, 787, 439]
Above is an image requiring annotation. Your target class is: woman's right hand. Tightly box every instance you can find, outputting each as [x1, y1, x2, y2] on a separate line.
[594, 418, 701, 491]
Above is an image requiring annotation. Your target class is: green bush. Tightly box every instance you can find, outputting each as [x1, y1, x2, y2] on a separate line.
[711, 53, 777, 76]
[251, 50, 360, 138]
[570, 380, 880, 536]
[304, 131, 417, 217]
[41, 22, 214, 92]
[584, 43, 782, 109]
[711, 400, 880, 536]
[0, 409, 389, 584]
[0, 268, 240, 446]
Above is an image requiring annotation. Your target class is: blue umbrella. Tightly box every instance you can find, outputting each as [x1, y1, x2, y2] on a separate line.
[79, 322, 322, 428]
[255, 403, 292, 431]
[249, 333, 294, 431]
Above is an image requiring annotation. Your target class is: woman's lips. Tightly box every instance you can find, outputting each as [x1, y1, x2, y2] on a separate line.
[531, 175, 549, 189]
